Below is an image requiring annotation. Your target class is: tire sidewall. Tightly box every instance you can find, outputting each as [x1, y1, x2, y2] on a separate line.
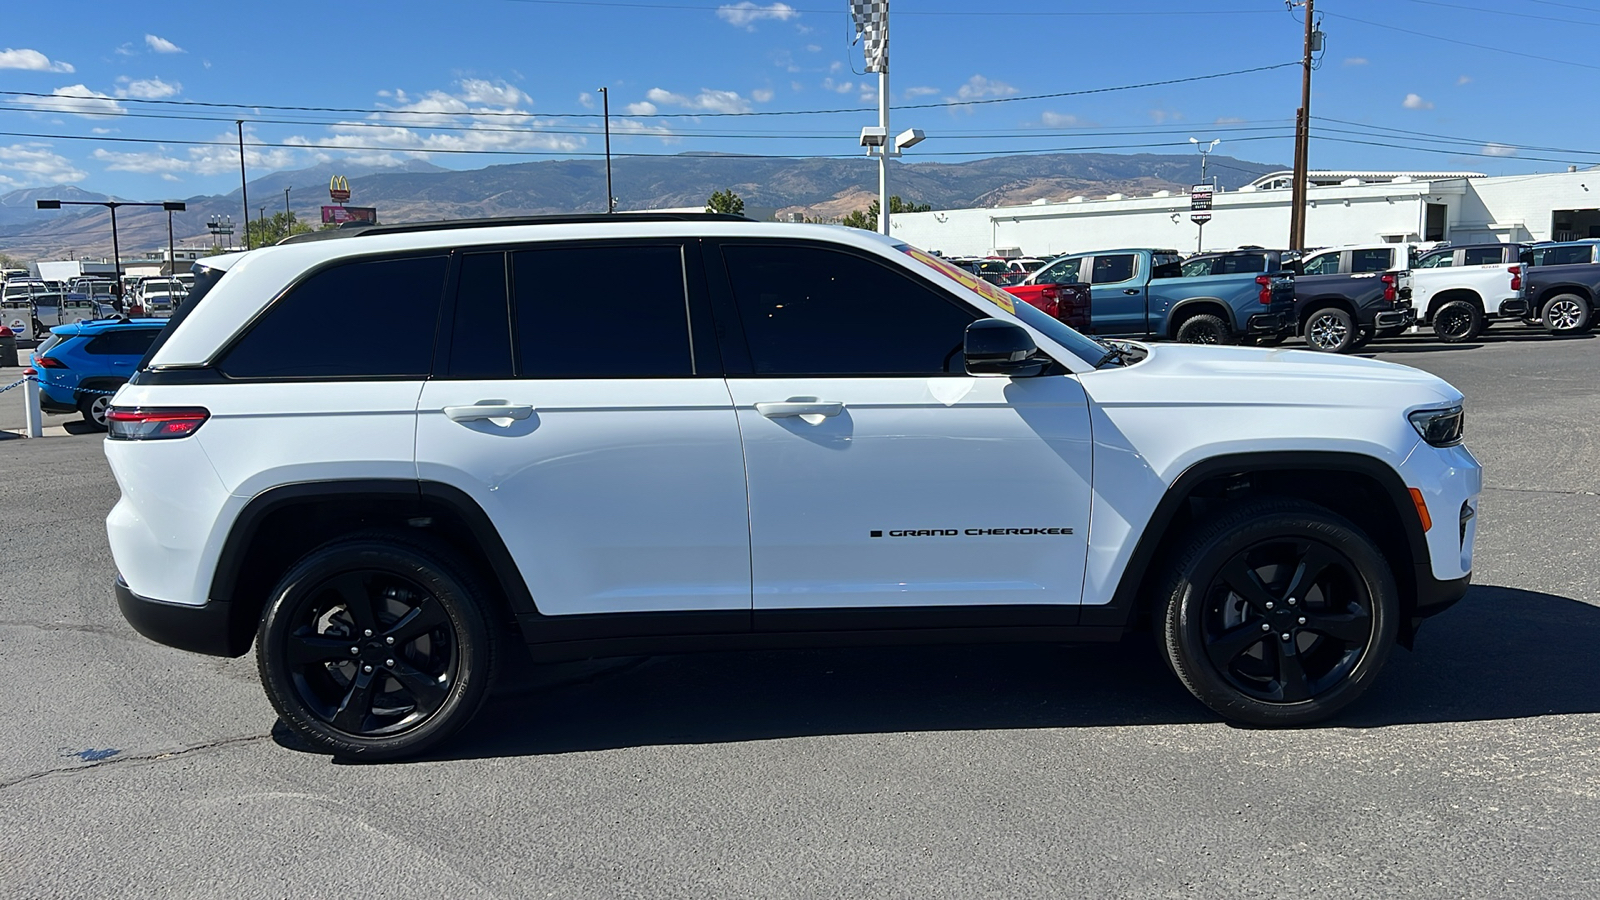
[1176, 314, 1231, 346]
[1432, 300, 1484, 343]
[1542, 294, 1592, 335]
[1303, 308, 1356, 353]
[257, 538, 495, 760]
[1161, 505, 1399, 726]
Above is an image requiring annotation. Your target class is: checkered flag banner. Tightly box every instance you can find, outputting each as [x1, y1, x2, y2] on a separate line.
[850, 0, 888, 73]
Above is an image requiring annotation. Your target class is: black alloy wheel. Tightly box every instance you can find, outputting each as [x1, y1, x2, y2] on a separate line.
[1175, 314, 1233, 346]
[1432, 299, 1484, 343]
[1157, 499, 1397, 725]
[258, 537, 498, 760]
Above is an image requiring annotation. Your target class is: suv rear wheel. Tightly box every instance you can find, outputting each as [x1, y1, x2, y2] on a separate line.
[1155, 499, 1398, 726]
[257, 535, 499, 760]
[78, 394, 112, 431]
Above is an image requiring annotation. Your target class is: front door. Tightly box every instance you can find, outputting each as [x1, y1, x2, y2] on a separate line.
[414, 242, 751, 619]
[712, 240, 1094, 617]
[1085, 252, 1146, 336]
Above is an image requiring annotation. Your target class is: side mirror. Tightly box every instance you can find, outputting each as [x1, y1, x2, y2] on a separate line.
[965, 319, 1049, 377]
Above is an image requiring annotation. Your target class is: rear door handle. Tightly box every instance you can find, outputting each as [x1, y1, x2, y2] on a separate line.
[755, 398, 844, 419]
[444, 402, 534, 423]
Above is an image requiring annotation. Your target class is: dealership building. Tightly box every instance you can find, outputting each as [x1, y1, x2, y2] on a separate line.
[888, 167, 1600, 258]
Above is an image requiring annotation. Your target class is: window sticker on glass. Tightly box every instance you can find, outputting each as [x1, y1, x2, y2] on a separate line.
[900, 245, 1015, 313]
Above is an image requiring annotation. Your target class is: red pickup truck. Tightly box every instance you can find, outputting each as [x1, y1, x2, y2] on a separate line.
[1003, 275, 1091, 331]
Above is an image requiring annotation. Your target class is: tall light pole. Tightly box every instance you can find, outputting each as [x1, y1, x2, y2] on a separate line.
[852, 0, 912, 236]
[167, 207, 177, 278]
[237, 120, 251, 249]
[597, 86, 615, 213]
[36, 199, 185, 305]
[1190, 137, 1220, 253]
[284, 186, 292, 225]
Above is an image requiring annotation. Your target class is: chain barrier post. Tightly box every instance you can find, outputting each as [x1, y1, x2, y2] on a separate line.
[21, 369, 42, 438]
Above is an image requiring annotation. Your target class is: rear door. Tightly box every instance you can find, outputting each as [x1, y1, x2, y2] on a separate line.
[414, 241, 751, 622]
[712, 239, 1093, 621]
[1085, 252, 1145, 335]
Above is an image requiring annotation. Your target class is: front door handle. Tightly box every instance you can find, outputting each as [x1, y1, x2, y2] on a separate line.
[444, 401, 534, 423]
[755, 397, 845, 419]
[1122, 288, 1141, 295]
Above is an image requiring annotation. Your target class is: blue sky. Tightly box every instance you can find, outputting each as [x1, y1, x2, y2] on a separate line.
[2, 0, 1597, 199]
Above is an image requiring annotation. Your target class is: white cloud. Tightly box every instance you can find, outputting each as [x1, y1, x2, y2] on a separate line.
[1482, 143, 1517, 157]
[948, 75, 1017, 107]
[625, 101, 658, 115]
[578, 92, 595, 108]
[1344, 57, 1368, 66]
[1041, 111, 1085, 128]
[1403, 93, 1433, 110]
[456, 79, 531, 107]
[716, 2, 798, 30]
[15, 85, 125, 117]
[821, 78, 854, 94]
[903, 86, 940, 99]
[1149, 109, 1182, 124]
[1458, 75, 1472, 85]
[1214, 116, 1246, 125]
[804, 43, 821, 52]
[116, 76, 181, 99]
[145, 34, 184, 54]
[644, 87, 753, 114]
[752, 88, 774, 103]
[0, 142, 88, 188]
[859, 86, 877, 103]
[0, 48, 74, 73]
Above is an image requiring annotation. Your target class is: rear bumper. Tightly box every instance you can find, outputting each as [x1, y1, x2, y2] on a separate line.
[1374, 306, 1417, 329]
[1496, 298, 1530, 318]
[39, 392, 76, 414]
[1246, 311, 1293, 334]
[115, 577, 252, 657]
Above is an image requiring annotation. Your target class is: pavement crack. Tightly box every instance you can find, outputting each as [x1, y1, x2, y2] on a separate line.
[1483, 485, 1600, 497]
[0, 733, 271, 791]
[0, 619, 131, 638]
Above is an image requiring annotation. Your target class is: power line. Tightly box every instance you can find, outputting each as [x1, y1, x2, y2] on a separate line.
[500, 0, 1278, 16]
[1315, 116, 1600, 159]
[1398, 0, 1600, 24]
[0, 63, 1300, 121]
[1322, 11, 1600, 70]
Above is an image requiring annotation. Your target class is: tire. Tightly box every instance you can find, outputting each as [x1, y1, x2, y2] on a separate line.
[1541, 293, 1591, 335]
[1154, 498, 1399, 726]
[78, 394, 112, 431]
[257, 535, 500, 761]
[1432, 299, 1484, 343]
[1349, 327, 1373, 351]
[1303, 307, 1357, 353]
[1175, 313, 1233, 346]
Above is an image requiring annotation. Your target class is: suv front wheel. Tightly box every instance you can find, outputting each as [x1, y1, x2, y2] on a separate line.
[257, 535, 499, 760]
[1155, 499, 1398, 726]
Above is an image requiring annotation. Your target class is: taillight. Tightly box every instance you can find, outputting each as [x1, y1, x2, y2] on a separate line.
[1256, 275, 1273, 305]
[1508, 265, 1521, 291]
[1382, 273, 1398, 303]
[34, 355, 67, 368]
[105, 407, 209, 441]
[1038, 286, 1060, 319]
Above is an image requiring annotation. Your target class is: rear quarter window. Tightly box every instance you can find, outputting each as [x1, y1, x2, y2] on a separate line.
[84, 329, 163, 356]
[218, 255, 448, 379]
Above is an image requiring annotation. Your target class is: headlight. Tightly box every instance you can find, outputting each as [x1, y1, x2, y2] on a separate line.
[1408, 406, 1464, 447]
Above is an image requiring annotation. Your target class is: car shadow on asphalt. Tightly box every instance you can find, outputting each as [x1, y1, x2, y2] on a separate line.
[1363, 331, 1595, 354]
[276, 584, 1600, 762]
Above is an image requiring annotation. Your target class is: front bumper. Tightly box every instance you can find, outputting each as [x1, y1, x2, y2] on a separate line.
[1374, 306, 1417, 329]
[115, 577, 253, 657]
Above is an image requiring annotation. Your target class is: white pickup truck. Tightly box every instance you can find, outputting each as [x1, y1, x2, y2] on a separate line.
[1410, 243, 1525, 342]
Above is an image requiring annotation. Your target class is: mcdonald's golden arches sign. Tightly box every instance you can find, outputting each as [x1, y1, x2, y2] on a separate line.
[329, 175, 351, 203]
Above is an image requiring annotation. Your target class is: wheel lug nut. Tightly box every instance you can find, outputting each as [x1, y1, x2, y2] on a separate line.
[385, 659, 394, 667]
[363, 629, 373, 637]
[1288, 597, 1297, 606]
[362, 665, 373, 673]
[1281, 633, 1292, 641]
[1261, 623, 1272, 632]
[1298, 617, 1307, 625]
[385, 636, 394, 645]
[349, 646, 359, 655]
[1265, 601, 1274, 610]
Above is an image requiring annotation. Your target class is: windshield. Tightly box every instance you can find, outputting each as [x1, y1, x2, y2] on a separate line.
[898, 244, 1111, 369]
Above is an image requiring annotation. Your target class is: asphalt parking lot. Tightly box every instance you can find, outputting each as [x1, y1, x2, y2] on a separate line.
[2, 327, 1597, 899]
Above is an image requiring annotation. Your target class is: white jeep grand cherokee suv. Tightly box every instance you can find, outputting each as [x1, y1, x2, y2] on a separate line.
[108, 214, 1481, 759]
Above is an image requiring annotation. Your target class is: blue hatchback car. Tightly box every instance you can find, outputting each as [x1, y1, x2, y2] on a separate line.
[32, 318, 168, 429]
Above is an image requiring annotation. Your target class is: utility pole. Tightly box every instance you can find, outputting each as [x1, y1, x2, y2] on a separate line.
[167, 208, 177, 278]
[237, 120, 251, 249]
[1288, 0, 1319, 251]
[598, 86, 615, 213]
[284, 187, 292, 225]
[877, 29, 890, 236]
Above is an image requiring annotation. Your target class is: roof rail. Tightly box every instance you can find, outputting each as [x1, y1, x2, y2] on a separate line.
[277, 212, 753, 245]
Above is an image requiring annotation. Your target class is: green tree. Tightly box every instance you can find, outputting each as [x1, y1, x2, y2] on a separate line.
[0, 252, 27, 270]
[244, 211, 313, 249]
[705, 189, 746, 216]
[839, 196, 932, 231]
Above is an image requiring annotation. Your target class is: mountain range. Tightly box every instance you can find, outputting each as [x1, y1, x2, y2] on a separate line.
[0, 152, 1284, 261]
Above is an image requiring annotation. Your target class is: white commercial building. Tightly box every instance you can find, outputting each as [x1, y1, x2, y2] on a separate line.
[889, 167, 1600, 258]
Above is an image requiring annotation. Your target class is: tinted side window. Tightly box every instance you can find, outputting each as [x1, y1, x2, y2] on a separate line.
[1462, 247, 1504, 267]
[512, 244, 692, 378]
[220, 255, 447, 378]
[1091, 254, 1138, 284]
[721, 244, 978, 376]
[1532, 245, 1593, 267]
[448, 252, 513, 379]
[1218, 255, 1267, 274]
[1416, 251, 1454, 268]
[1350, 249, 1394, 273]
[1180, 258, 1216, 278]
[1300, 252, 1340, 276]
[84, 329, 162, 356]
[1036, 257, 1083, 283]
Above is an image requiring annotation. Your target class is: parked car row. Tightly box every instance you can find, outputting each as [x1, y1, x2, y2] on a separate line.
[990, 237, 1591, 353]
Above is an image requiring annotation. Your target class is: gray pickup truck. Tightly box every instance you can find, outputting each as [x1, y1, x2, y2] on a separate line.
[1290, 244, 1417, 353]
